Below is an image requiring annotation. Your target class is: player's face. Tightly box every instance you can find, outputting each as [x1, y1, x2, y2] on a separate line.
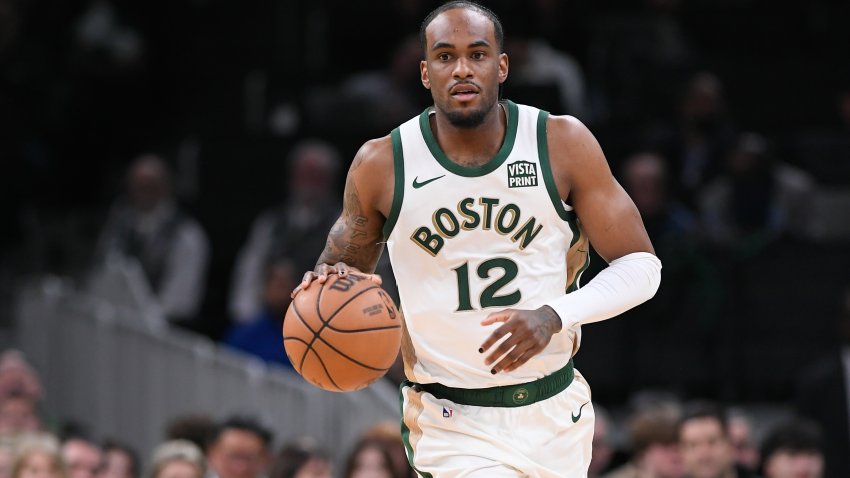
[680, 418, 734, 478]
[421, 8, 508, 128]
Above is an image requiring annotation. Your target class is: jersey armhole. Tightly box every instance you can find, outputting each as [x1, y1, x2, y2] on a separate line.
[382, 127, 405, 240]
[536, 110, 575, 224]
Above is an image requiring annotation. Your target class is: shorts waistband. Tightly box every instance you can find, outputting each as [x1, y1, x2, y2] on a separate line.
[413, 359, 574, 408]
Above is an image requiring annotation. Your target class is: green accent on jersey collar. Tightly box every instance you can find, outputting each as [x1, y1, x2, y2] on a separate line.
[419, 100, 519, 177]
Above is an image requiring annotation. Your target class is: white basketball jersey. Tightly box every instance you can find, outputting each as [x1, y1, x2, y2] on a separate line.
[384, 101, 584, 388]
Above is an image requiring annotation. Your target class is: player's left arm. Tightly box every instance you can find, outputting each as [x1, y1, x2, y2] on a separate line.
[480, 115, 661, 373]
[542, 115, 661, 329]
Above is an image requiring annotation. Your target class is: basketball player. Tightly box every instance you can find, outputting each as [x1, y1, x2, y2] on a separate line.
[293, 2, 661, 476]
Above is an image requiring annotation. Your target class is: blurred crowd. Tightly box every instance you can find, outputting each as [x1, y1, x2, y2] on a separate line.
[0, 348, 416, 478]
[0, 346, 843, 478]
[1, 0, 850, 474]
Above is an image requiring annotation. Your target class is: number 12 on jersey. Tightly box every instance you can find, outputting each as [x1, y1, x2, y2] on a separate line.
[453, 258, 522, 311]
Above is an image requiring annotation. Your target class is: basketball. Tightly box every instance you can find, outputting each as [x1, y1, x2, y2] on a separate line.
[283, 273, 402, 392]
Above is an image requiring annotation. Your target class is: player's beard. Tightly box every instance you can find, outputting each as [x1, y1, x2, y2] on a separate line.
[444, 105, 489, 128]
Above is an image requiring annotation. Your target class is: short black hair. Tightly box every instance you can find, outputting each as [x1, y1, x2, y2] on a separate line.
[209, 416, 274, 450]
[678, 400, 729, 436]
[269, 437, 329, 478]
[419, 1, 505, 54]
[760, 419, 823, 463]
[102, 439, 141, 478]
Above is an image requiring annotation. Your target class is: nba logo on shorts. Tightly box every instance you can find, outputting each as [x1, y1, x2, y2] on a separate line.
[442, 407, 453, 417]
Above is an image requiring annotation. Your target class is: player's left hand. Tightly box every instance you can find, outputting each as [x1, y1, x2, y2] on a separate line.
[479, 306, 562, 373]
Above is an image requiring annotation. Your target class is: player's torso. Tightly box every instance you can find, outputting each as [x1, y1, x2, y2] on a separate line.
[385, 101, 580, 388]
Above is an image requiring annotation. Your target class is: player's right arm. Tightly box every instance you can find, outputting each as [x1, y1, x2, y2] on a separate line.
[292, 136, 394, 296]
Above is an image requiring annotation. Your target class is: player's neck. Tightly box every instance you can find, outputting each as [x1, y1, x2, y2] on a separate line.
[430, 102, 507, 168]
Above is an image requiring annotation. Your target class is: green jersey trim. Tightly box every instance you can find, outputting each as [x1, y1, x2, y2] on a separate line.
[418, 100, 519, 177]
[536, 110, 574, 224]
[383, 128, 405, 240]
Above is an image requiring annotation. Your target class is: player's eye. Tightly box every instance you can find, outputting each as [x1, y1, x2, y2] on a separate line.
[472, 51, 485, 60]
[438, 53, 451, 61]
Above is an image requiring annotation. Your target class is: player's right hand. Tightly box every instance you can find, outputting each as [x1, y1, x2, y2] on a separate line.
[291, 262, 382, 298]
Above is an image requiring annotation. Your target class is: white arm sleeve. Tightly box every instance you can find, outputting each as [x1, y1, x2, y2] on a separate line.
[545, 251, 662, 330]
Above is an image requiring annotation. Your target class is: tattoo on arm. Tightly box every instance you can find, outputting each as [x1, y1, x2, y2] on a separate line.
[317, 167, 384, 272]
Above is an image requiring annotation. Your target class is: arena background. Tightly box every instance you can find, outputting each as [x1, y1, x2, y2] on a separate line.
[1, 0, 849, 476]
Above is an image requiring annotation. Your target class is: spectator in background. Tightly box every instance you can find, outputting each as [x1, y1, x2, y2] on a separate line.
[759, 419, 824, 478]
[149, 440, 205, 478]
[678, 400, 755, 478]
[13, 434, 66, 478]
[60, 436, 102, 478]
[645, 71, 737, 209]
[94, 153, 210, 326]
[726, 410, 759, 475]
[164, 414, 217, 455]
[206, 417, 271, 478]
[357, 422, 412, 478]
[501, 12, 588, 118]
[590, 403, 615, 478]
[222, 259, 296, 369]
[698, 132, 815, 250]
[0, 394, 40, 437]
[796, 284, 850, 478]
[603, 404, 683, 478]
[229, 140, 342, 323]
[0, 350, 43, 403]
[268, 437, 332, 478]
[308, 34, 427, 141]
[342, 437, 402, 478]
[620, 152, 699, 245]
[0, 437, 16, 478]
[98, 441, 138, 478]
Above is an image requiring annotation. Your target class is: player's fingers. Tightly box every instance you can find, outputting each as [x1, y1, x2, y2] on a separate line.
[498, 348, 534, 373]
[295, 271, 318, 295]
[333, 262, 355, 277]
[480, 309, 512, 326]
[483, 327, 525, 367]
[489, 339, 532, 374]
[479, 320, 512, 355]
[316, 263, 339, 283]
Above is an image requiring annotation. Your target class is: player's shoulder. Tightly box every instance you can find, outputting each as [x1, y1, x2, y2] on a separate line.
[542, 114, 609, 187]
[351, 134, 394, 174]
[544, 114, 596, 146]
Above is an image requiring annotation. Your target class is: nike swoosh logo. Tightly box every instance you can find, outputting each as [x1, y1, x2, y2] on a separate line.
[571, 401, 589, 423]
[412, 175, 445, 189]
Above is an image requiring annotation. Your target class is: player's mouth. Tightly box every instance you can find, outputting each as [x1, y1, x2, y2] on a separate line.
[450, 83, 480, 102]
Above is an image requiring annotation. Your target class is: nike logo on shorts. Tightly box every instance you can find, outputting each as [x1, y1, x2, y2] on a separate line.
[571, 401, 589, 423]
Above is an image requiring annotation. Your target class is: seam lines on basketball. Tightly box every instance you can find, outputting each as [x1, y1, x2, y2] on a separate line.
[314, 283, 391, 371]
[305, 280, 389, 374]
[308, 283, 380, 349]
[289, 291, 319, 371]
[308, 347, 343, 392]
[314, 335, 391, 372]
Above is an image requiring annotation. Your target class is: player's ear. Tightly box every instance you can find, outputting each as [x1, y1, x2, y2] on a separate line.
[498, 53, 509, 84]
[421, 60, 431, 89]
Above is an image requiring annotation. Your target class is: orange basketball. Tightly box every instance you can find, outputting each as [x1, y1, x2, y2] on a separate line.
[283, 273, 402, 392]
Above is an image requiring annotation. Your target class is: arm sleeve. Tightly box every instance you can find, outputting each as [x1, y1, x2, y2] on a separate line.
[545, 251, 662, 330]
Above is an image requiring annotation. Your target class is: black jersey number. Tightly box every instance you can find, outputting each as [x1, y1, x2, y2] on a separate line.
[452, 258, 521, 311]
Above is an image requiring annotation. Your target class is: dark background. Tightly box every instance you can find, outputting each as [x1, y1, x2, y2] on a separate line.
[2, 0, 849, 408]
